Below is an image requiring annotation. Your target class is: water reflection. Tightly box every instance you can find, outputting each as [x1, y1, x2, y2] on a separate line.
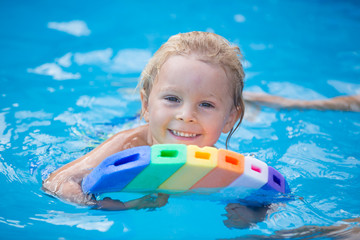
[28, 48, 151, 80]
[30, 210, 114, 232]
[47, 20, 91, 37]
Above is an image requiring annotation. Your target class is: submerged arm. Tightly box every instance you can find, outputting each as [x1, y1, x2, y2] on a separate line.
[93, 193, 169, 211]
[243, 92, 360, 112]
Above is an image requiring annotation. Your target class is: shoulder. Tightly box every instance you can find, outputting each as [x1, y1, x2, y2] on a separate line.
[109, 124, 150, 150]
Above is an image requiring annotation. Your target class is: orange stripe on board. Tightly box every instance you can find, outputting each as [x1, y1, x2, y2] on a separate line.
[190, 149, 244, 189]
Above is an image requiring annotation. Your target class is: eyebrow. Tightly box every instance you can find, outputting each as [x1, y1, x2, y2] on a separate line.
[156, 85, 183, 95]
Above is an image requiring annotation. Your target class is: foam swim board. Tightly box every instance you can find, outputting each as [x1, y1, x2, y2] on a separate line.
[81, 146, 151, 194]
[123, 144, 187, 192]
[82, 144, 290, 196]
[158, 145, 218, 192]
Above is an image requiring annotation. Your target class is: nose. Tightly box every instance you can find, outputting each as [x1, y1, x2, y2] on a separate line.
[176, 105, 197, 123]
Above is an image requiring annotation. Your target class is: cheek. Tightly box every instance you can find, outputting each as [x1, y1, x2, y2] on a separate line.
[213, 113, 232, 133]
[202, 116, 224, 135]
[148, 104, 171, 126]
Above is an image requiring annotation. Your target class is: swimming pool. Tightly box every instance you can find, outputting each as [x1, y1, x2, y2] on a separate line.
[1, 0, 359, 239]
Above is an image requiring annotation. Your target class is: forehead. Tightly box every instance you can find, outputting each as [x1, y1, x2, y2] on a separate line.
[158, 55, 228, 83]
[153, 55, 233, 98]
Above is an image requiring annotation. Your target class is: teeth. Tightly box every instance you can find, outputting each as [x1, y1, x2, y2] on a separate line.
[171, 130, 198, 138]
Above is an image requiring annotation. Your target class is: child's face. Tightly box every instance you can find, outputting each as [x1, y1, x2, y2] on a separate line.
[141, 55, 239, 147]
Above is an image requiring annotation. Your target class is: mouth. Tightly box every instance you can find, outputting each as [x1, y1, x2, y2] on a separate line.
[169, 129, 200, 138]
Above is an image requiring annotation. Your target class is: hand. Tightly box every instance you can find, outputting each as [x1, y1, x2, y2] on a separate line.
[42, 172, 95, 205]
[93, 197, 127, 211]
[93, 193, 169, 211]
[124, 193, 170, 210]
[43, 169, 169, 210]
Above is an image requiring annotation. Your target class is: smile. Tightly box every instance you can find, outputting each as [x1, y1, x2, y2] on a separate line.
[170, 130, 199, 138]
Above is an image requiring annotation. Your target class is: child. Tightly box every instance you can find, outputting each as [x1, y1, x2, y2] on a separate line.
[42, 31, 246, 210]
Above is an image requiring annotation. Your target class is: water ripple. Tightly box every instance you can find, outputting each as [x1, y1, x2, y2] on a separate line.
[30, 211, 114, 232]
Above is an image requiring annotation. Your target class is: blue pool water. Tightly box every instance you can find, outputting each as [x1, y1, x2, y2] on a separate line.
[1, 0, 360, 239]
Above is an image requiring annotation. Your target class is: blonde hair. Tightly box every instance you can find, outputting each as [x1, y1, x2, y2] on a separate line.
[139, 31, 245, 148]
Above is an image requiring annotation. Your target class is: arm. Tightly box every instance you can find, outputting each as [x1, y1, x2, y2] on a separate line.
[243, 92, 360, 112]
[269, 217, 360, 238]
[42, 125, 150, 206]
[93, 193, 169, 211]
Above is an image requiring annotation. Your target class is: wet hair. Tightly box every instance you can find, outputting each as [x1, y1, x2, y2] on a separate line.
[139, 31, 245, 148]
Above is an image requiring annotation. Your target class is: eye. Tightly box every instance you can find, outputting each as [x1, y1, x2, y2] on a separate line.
[164, 96, 180, 103]
[200, 102, 215, 108]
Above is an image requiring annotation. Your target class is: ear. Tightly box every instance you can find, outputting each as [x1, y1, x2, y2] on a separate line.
[222, 107, 241, 133]
[140, 89, 150, 122]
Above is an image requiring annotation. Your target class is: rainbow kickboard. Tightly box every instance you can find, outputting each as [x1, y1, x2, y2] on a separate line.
[82, 144, 289, 196]
[190, 149, 245, 190]
[82, 146, 151, 194]
[225, 155, 269, 189]
[261, 166, 287, 193]
[158, 145, 218, 192]
[123, 144, 187, 192]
